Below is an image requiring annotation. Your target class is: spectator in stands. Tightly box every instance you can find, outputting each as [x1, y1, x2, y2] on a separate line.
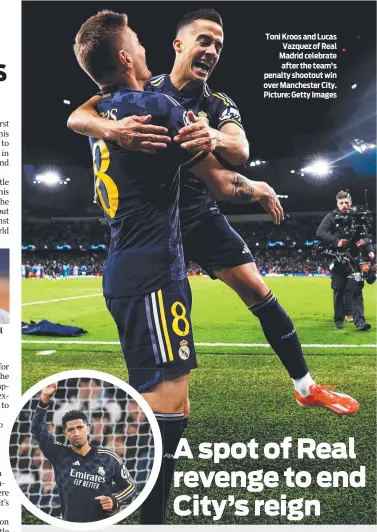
[104, 433, 126, 458]
[24, 216, 370, 276]
[90, 410, 112, 447]
[53, 378, 122, 428]
[29, 461, 61, 517]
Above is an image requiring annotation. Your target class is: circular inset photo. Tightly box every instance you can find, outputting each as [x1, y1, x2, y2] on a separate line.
[9, 371, 162, 529]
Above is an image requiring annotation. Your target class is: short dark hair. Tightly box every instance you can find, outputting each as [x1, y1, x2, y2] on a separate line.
[176, 9, 223, 35]
[336, 190, 351, 201]
[74, 10, 128, 84]
[62, 410, 88, 429]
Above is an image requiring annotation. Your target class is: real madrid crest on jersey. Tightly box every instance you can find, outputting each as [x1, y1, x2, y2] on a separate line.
[178, 339, 190, 360]
[198, 111, 209, 123]
[98, 466, 105, 476]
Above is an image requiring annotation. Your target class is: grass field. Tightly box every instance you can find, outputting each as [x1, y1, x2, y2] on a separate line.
[22, 277, 376, 524]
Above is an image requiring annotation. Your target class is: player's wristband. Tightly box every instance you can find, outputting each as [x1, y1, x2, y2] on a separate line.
[111, 497, 119, 511]
[38, 399, 50, 409]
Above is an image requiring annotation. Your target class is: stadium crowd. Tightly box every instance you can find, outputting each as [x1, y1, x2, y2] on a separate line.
[23, 217, 323, 248]
[11, 379, 153, 517]
[22, 254, 105, 278]
[22, 220, 110, 250]
[22, 217, 334, 277]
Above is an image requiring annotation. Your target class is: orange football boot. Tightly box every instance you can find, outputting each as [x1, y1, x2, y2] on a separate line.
[295, 384, 360, 416]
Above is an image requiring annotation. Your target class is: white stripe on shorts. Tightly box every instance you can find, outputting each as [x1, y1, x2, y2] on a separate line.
[150, 291, 167, 363]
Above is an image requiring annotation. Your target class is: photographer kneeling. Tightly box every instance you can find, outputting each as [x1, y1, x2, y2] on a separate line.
[317, 190, 375, 331]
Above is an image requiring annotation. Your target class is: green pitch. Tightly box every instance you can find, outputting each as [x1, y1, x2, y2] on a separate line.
[22, 277, 376, 524]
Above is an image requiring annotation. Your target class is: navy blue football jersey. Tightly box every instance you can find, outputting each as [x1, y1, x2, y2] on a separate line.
[144, 74, 243, 222]
[90, 88, 207, 298]
[31, 404, 136, 522]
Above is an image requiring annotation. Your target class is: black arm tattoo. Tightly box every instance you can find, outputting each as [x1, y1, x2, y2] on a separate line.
[231, 173, 255, 203]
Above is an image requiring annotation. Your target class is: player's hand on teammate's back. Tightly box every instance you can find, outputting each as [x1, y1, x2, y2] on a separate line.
[337, 239, 349, 248]
[259, 185, 284, 225]
[40, 383, 57, 404]
[95, 496, 116, 512]
[108, 115, 171, 154]
[174, 110, 219, 152]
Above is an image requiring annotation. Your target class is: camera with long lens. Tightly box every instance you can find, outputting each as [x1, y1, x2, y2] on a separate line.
[333, 204, 374, 240]
[318, 194, 375, 283]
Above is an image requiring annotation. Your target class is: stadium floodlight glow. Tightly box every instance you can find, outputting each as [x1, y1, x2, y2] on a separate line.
[262, 160, 266, 164]
[290, 170, 295, 174]
[301, 159, 331, 178]
[250, 161, 256, 166]
[351, 84, 357, 89]
[255, 160, 261, 165]
[63, 99, 71, 105]
[35, 171, 61, 185]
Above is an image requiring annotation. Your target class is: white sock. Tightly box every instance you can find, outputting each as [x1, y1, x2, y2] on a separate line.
[292, 372, 315, 397]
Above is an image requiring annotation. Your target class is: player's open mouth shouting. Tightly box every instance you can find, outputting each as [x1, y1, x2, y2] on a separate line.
[192, 56, 214, 79]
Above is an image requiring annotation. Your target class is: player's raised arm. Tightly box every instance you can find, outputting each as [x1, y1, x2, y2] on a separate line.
[67, 96, 172, 154]
[189, 153, 284, 225]
[31, 383, 59, 462]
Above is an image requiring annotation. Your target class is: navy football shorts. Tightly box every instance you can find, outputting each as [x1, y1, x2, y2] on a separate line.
[182, 211, 254, 279]
[106, 278, 197, 392]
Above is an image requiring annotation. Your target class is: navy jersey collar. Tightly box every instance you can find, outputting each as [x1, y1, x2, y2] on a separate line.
[69, 444, 97, 459]
[99, 85, 131, 95]
[164, 75, 207, 98]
